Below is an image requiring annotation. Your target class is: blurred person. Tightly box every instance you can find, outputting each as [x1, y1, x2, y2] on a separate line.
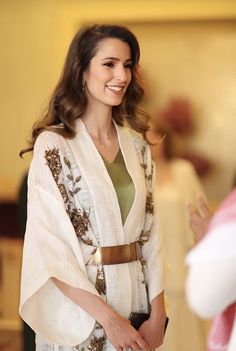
[19, 24, 166, 351]
[186, 188, 236, 351]
[147, 125, 207, 351]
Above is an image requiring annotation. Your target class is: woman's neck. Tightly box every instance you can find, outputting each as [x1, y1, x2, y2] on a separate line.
[81, 103, 119, 155]
[81, 103, 113, 138]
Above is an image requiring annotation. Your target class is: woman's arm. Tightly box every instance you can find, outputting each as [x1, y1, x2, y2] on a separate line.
[52, 278, 149, 351]
[138, 291, 167, 349]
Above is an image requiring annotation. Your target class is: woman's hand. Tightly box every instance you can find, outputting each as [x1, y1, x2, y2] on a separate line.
[138, 314, 167, 349]
[137, 291, 167, 349]
[102, 312, 149, 351]
[52, 280, 148, 350]
[188, 196, 212, 243]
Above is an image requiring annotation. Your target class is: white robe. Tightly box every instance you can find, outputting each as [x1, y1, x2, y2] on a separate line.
[19, 119, 164, 350]
[155, 159, 207, 351]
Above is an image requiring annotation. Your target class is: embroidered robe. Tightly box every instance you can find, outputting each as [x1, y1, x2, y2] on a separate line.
[19, 119, 163, 351]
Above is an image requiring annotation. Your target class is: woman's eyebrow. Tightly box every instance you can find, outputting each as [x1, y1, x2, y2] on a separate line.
[101, 56, 132, 62]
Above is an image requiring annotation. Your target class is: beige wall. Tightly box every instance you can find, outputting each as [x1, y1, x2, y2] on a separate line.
[1, 0, 236, 201]
[0, 1, 61, 200]
[128, 21, 236, 201]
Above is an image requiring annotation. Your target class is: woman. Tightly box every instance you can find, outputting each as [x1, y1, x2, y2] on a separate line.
[19, 24, 166, 351]
[147, 126, 207, 351]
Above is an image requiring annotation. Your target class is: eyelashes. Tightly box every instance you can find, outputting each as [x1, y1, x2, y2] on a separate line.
[103, 62, 132, 69]
[103, 62, 114, 68]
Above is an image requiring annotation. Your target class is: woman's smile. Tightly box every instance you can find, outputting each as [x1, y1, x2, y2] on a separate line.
[105, 84, 126, 94]
[83, 38, 132, 106]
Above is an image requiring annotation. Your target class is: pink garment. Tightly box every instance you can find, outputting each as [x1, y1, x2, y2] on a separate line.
[208, 304, 236, 351]
[207, 188, 236, 351]
[208, 189, 236, 231]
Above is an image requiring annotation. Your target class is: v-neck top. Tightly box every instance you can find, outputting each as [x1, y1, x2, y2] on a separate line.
[102, 149, 135, 225]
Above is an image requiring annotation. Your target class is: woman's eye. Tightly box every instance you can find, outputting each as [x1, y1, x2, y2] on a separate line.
[103, 62, 114, 68]
[124, 63, 132, 69]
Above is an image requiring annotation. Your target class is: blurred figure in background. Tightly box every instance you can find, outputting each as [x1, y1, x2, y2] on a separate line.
[147, 125, 207, 351]
[186, 189, 236, 351]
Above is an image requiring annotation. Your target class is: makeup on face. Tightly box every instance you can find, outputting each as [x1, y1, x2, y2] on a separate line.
[83, 38, 132, 107]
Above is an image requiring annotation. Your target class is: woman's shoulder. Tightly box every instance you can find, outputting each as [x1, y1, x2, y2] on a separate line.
[31, 130, 70, 178]
[34, 129, 67, 153]
[128, 128, 147, 149]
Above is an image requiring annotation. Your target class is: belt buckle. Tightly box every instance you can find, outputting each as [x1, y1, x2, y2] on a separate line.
[87, 241, 141, 266]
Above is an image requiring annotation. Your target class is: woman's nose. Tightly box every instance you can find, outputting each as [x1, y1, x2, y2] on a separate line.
[115, 65, 129, 82]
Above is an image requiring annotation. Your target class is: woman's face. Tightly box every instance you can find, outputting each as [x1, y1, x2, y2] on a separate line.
[83, 38, 132, 107]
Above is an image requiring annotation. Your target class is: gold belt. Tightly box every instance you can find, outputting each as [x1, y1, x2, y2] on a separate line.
[87, 241, 141, 266]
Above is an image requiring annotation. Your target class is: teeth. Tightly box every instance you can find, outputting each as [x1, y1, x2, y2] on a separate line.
[106, 85, 124, 92]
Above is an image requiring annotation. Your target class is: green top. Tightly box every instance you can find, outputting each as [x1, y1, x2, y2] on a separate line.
[102, 149, 135, 225]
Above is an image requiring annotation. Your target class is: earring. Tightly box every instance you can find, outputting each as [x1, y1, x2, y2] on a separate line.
[82, 79, 86, 92]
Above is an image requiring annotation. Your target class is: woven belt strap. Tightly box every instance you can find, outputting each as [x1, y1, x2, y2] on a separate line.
[87, 241, 141, 266]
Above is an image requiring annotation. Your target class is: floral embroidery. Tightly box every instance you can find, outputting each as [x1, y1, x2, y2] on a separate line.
[75, 323, 105, 351]
[95, 323, 103, 330]
[146, 192, 154, 215]
[70, 208, 92, 245]
[44, 138, 153, 351]
[45, 147, 107, 350]
[135, 142, 154, 246]
[95, 268, 106, 296]
[45, 148, 93, 246]
[139, 146, 154, 216]
[140, 258, 147, 284]
[87, 335, 106, 351]
[58, 183, 69, 204]
[45, 148, 62, 183]
[139, 229, 151, 245]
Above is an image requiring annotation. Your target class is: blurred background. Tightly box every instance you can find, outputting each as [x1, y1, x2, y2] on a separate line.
[0, 1, 236, 350]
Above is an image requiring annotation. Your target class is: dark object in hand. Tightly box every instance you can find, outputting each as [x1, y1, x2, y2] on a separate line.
[130, 312, 169, 331]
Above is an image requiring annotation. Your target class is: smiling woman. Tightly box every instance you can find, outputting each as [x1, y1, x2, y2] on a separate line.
[82, 37, 132, 158]
[19, 24, 166, 351]
[84, 38, 132, 105]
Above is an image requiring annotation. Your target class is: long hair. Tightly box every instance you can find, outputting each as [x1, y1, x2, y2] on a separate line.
[20, 24, 150, 156]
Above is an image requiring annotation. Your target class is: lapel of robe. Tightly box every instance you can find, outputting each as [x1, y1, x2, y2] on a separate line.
[115, 122, 146, 241]
[67, 118, 146, 247]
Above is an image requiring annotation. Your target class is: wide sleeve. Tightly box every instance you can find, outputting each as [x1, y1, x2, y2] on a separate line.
[185, 223, 236, 318]
[19, 132, 99, 346]
[142, 155, 164, 303]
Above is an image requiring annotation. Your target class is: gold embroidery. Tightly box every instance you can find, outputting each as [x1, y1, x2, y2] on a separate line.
[95, 267, 106, 296]
[87, 335, 106, 351]
[63, 156, 82, 196]
[146, 192, 154, 215]
[58, 183, 69, 204]
[140, 258, 147, 284]
[45, 148, 93, 245]
[139, 230, 151, 245]
[70, 208, 93, 245]
[45, 148, 62, 183]
[95, 322, 103, 330]
[75, 346, 84, 351]
[45, 148, 107, 350]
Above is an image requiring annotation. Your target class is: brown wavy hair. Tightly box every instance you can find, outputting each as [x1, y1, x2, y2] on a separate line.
[20, 24, 150, 156]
